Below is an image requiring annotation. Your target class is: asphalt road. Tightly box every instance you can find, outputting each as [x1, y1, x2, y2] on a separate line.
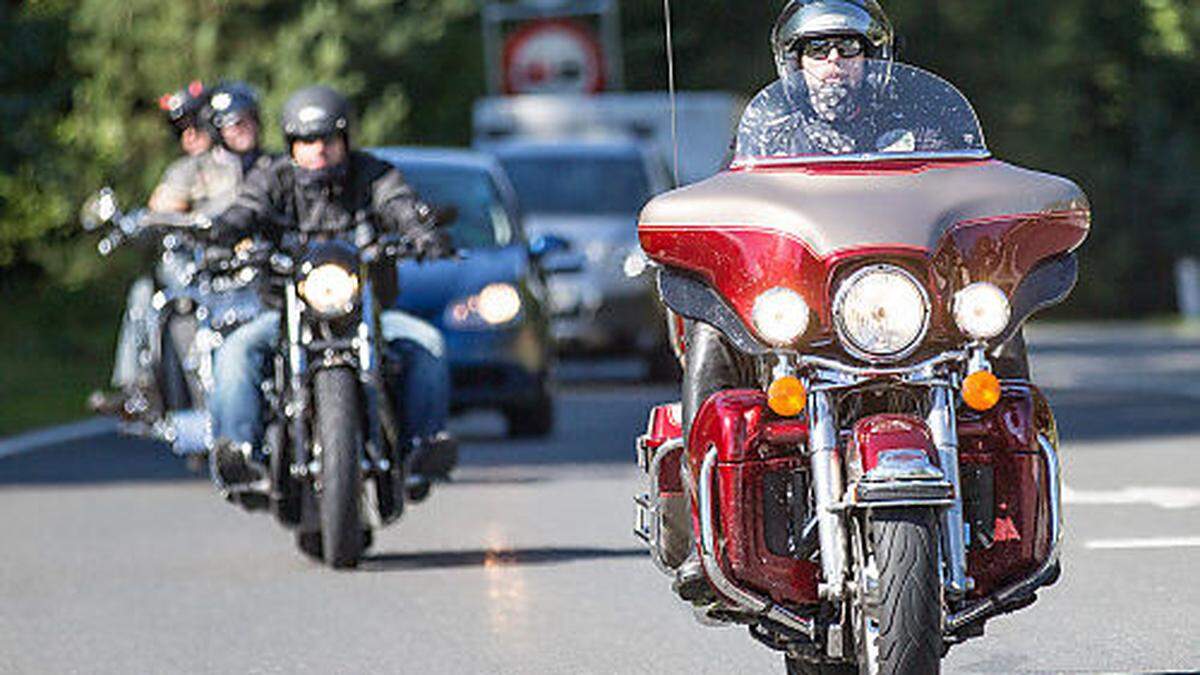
[1, 324, 1198, 674]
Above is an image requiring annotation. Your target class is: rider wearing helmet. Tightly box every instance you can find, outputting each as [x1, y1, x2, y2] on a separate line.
[738, 0, 896, 157]
[671, 1, 1026, 602]
[91, 79, 233, 417]
[159, 80, 213, 157]
[209, 85, 453, 490]
[149, 80, 269, 216]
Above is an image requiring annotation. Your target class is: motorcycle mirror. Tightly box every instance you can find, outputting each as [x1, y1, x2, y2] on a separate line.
[80, 188, 119, 231]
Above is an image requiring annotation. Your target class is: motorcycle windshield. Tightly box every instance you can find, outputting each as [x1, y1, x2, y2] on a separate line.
[733, 60, 987, 167]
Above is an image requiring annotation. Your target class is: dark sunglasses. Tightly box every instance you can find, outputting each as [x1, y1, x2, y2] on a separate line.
[798, 37, 867, 60]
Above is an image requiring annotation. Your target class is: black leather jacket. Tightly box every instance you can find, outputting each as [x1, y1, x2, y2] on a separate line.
[218, 150, 432, 244]
[216, 150, 433, 305]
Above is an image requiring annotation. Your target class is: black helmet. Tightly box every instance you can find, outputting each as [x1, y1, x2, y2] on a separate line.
[281, 85, 351, 145]
[206, 81, 260, 131]
[157, 80, 209, 135]
[771, 0, 894, 78]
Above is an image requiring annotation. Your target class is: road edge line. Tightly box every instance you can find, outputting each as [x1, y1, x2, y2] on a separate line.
[0, 417, 118, 460]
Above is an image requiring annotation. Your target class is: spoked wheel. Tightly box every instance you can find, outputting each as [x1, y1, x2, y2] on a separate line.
[852, 508, 943, 675]
[313, 367, 363, 569]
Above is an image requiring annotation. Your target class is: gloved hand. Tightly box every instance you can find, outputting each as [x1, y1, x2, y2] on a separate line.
[409, 227, 454, 262]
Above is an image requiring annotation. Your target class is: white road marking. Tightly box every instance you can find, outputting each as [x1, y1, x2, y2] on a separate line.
[1086, 537, 1200, 550]
[1063, 484, 1200, 510]
[0, 417, 117, 460]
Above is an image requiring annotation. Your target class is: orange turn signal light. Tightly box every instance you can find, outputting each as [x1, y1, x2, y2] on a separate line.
[962, 370, 1002, 411]
[768, 376, 807, 417]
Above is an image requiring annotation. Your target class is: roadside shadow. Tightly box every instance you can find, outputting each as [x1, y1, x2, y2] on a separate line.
[441, 475, 548, 487]
[360, 546, 646, 572]
[0, 434, 205, 486]
[1044, 387, 1200, 442]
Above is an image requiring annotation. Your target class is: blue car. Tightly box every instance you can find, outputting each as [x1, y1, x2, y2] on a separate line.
[368, 147, 565, 437]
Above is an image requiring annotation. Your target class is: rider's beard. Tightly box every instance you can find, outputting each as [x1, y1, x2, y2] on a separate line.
[294, 161, 348, 189]
[808, 79, 857, 122]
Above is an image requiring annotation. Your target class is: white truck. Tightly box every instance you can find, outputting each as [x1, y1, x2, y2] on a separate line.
[472, 91, 743, 185]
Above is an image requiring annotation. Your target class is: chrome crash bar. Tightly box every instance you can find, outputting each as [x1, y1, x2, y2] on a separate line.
[634, 437, 684, 574]
[946, 433, 1063, 631]
[699, 448, 816, 638]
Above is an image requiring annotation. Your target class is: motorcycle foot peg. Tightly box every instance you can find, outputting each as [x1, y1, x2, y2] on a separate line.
[405, 475, 432, 503]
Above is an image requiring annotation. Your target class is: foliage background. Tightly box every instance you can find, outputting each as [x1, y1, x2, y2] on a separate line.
[1, 0, 1198, 431]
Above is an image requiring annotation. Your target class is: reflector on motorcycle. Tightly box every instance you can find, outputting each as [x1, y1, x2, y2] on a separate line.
[962, 370, 1002, 411]
[767, 376, 806, 417]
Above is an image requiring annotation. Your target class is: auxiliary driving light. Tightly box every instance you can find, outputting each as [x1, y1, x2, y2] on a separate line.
[954, 282, 1011, 340]
[962, 370, 1002, 411]
[752, 287, 810, 346]
[767, 376, 807, 417]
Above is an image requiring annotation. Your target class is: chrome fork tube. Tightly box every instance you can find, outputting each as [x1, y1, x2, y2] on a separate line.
[927, 385, 971, 596]
[807, 390, 847, 599]
[285, 282, 305, 390]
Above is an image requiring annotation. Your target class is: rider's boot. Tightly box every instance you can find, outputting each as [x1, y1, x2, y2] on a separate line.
[403, 432, 458, 503]
[212, 438, 267, 490]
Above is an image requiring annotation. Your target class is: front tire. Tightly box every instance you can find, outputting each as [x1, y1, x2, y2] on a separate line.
[314, 367, 363, 569]
[861, 508, 942, 675]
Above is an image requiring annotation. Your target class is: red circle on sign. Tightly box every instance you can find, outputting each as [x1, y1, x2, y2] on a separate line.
[502, 19, 606, 95]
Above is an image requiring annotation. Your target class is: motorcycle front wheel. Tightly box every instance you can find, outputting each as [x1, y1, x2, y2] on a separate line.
[858, 508, 942, 675]
[314, 367, 364, 569]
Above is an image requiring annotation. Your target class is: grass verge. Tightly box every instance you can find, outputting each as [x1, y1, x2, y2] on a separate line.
[0, 275, 124, 436]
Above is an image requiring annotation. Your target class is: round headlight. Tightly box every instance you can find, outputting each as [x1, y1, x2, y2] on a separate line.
[300, 263, 359, 316]
[834, 265, 929, 360]
[477, 283, 522, 325]
[953, 282, 1011, 340]
[752, 287, 810, 346]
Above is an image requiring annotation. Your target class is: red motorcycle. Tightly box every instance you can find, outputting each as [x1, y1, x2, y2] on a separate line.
[634, 60, 1088, 673]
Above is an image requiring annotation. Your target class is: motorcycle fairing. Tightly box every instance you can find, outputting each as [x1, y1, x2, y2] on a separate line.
[639, 160, 1089, 345]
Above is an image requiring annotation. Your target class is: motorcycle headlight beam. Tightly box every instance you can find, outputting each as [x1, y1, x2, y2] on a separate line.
[299, 263, 359, 316]
[833, 265, 930, 361]
[953, 282, 1011, 340]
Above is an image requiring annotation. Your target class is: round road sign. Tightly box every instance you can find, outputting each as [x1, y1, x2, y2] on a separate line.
[502, 19, 606, 95]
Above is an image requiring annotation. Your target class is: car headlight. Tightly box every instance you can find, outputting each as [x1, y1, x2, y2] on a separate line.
[752, 287, 810, 346]
[444, 282, 523, 329]
[833, 265, 929, 360]
[299, 263, 359, 316]
[953, 282, 1011, 340]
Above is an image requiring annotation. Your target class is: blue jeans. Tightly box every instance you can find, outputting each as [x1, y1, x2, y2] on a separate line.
[211, 309, 449, 449]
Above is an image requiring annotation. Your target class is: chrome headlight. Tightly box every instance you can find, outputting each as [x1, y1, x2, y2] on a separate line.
[833, 265, 929, 360]
[953, 282, 1011, 340]
[752, 287, 810, 346]
[299, 263, 359, 316]
[444, 282, 523, 329]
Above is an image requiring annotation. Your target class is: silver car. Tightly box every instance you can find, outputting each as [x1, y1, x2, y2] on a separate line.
[485, 138, 676, 377]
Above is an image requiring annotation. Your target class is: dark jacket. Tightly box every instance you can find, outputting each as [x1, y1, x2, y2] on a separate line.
[219, 150, 432, 244]
[217, 150, 433, 305]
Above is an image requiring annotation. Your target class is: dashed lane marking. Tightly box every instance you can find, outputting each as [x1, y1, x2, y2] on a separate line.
[1086, 537, 1200, 550]
[1063, 485, 1200, 510]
